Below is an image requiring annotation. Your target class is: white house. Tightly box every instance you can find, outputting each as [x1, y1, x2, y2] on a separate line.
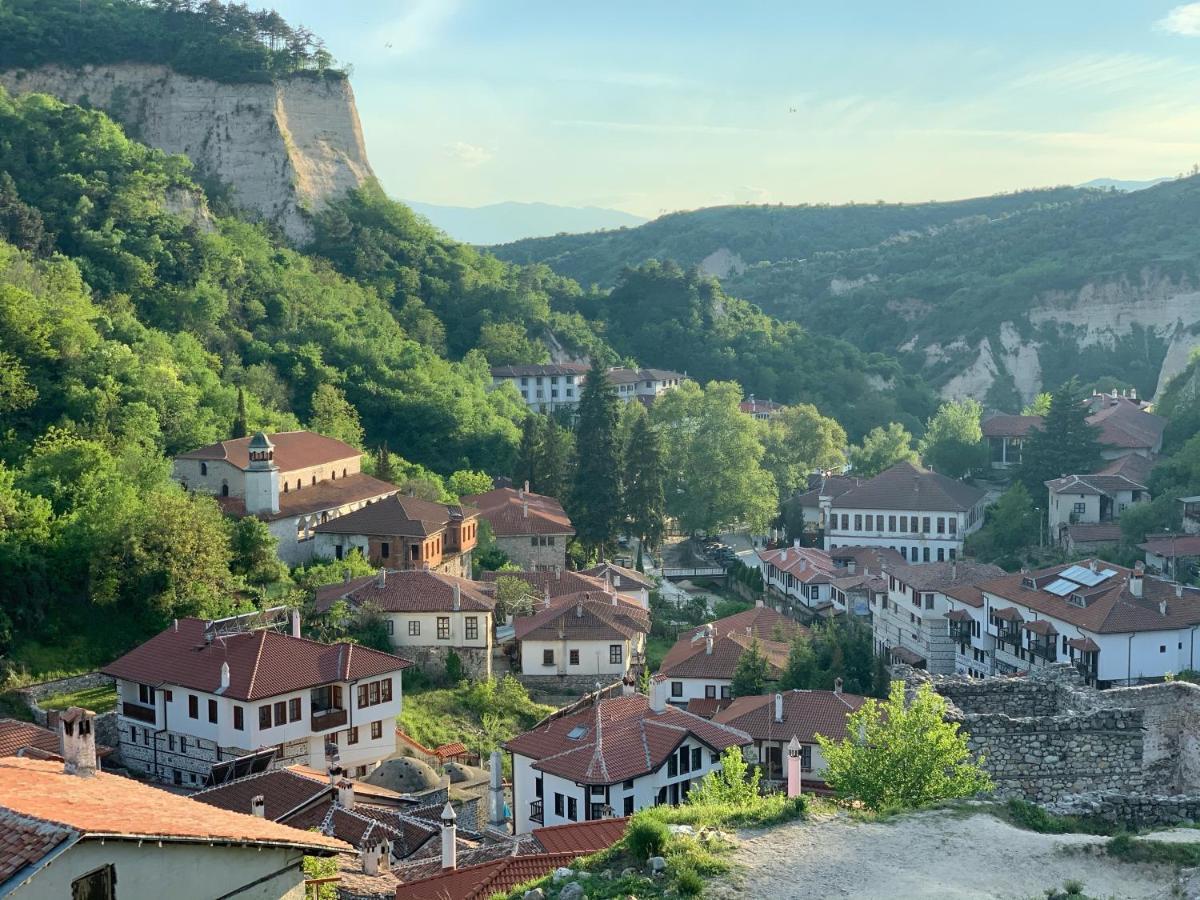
[1140, 534, 1200, 581]
[513, 591, 649, 682]
[759, 544, 838, 613]
[579, 562, 654, 608]
[174, 431, 397, 566]
[822, 462, 988, 562]
[490, 363, 589, 414]
[1045, 473, 1149, 541]
[0, 720, 344, 900]
[652, 605, 805, 710]
[869, 560, 1005, 674]
[101, 610, 412, 786]
[605, 367, 686, 404]
[503, 691, 751, 833]
[943, 559, 1200, 686]
[710, 687, 866, 791]
[463, 485, 574, 572]
[315, 569, 496, 678]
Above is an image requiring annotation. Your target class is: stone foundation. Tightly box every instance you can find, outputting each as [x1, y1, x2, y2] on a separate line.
[402, 645, 492, 681]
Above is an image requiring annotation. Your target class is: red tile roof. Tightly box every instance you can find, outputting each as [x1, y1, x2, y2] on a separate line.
[314, 570, 496, 615]
[514, 593, 650, 642]
[532, 816, 629, 854]
[1066, 523, 1123, 545]
[1088, 401, 1165, 451]
[0, 808, 74, 886]
[178, 431, 360, 472]
[759, 546, 835, 583]
[1046, 473, 1146, 495]
[192, 768, 331, 821]
[462, 487, 574, 537]
[834, 462, 986, 513]
[480, 569, 606, 599]
[1140, 535, 1200, 557]
[490, 363, 589, 378]
[504, 694, 750, 785]
[981, 414, 1043, 438]
[101, 618, 411, 701]
[684, 698, 731, 719]
[313, 494, 476, 537]
[580, 562, 655, 591]
[711, 689, 865, 744]
[0, 720, 64, 758]
[0, 757, 346, 852]
[393, 851, 579, 900]
[658, 607, 806, 681]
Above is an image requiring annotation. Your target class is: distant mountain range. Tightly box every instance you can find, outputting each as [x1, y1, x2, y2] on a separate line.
[403, 200, 647, 245]
[1078, 177, 1173, 192]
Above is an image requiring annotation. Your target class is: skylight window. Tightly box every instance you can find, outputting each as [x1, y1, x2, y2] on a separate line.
[566, 726, 588, 740]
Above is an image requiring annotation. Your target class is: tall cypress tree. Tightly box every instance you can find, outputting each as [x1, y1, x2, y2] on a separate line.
[376, 441, 394, 483]
[536, 417, 573, 501]
[231, 387, 248, 438]
[571, 358, 622, 555]
[624, 415, 666, 551]
[514, 415, 541, 490]
[1019, 378, 1102, 494]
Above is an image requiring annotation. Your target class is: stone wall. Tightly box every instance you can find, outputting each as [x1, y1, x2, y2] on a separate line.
[495, 535, 567, 572]
[402, 645, 492, 681]
[1048, 791, 1200, 829]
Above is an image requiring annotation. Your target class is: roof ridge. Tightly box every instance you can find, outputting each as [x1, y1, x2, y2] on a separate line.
[245, 630, 267, 700]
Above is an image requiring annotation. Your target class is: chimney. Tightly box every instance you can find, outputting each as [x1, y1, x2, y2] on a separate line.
[1130, 387, 1137, 401]
[1130, 561, 1144, 599]
[793, 538, 801, 550]
[705, 631, 714, 655]
[453, 582, 461, 611]
[575, 600, 584, 618]
[337, 777, 355, 810]
[58, 707, 98, 778]
[781, 549, 788, 563]
[290, 608, 301, 639]
[376, 568, 386, 588]
[650, 684, 666, 712]
[523, 501, 528, 519]
[950, 560, 958, 581]
[343, 568, 352, 584]
[786, 736, 803, 798]
[362, 838, 389, 876]
[622, 675, 636, 696]
[611, 592, 618, 606]
[1177, 583, 1185, 599]
[488, 749, 506, 830]
[441, 802, 458, 871]
[834, 677, 844, 695]
[554, 566, 561, 581]
[1089, 559, 1099, 574]
[774, 692, 784, 724]
[173, 618, 178, 632]
[250, 795, 266, 818]
[1160, 598, 1169, 617]
[219, 661, 231, 693]
[847, 559, 856, 575]
[325, 739, 341, 784]
[614, 574, 622, 587]
[543, 590, 551, 610]
[756, 595, 764, 607]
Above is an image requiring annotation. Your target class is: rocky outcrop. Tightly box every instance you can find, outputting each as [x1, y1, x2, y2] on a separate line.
[0, 64, 374, 243]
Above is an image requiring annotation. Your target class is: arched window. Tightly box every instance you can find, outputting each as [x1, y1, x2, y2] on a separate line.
[284, 483, 289, 494]
[343, 468, 348, 478]
[312, 475, 317, 485]
[200, 462, 208, 476]
[220, 482, 229, 497]
[296, 480, 301, 491]
[331, 470, 336, 480]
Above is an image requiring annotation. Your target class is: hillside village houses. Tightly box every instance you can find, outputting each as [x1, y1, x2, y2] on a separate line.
[580, 561, 655, 607]
[740, 395, 786, 421]
[173, 430, 398, 566]
[310, 493, 480, 578]
[315, 569, 497, 679]
[870, 559, 1006, 674]
[513, 590, 650, 684]
[1045, 473, 1149, 541]
[489, 363, 686, 414]
[943, 559, 1200, 685]
[503, 691, 751, 833]
[759, 543, 843, 616]
[653, 606, 806, 710]
[464, 484, 574, 571]
[101, 610, 412, 786]
[1140, 533, 1200, 580]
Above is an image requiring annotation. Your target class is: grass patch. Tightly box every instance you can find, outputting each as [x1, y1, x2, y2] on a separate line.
[645, 635, 674, 672]
[636, 793, 807, 830]
[39, 683, 118, 713]
[1105, 832, 1200, 867]
[1001, 799, 1117, 836]
[1041, 880, 1094, 899]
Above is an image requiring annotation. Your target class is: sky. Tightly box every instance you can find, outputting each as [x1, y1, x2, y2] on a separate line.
[267, 0, 1200, 217]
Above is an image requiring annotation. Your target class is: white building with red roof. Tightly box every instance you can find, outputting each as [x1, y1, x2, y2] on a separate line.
[173, 430, 398, 566]
[503, 690, 751, 833]
[462, 484, 574, 571]
[101, 610, 412, 786]
[513, 591, 649, 682]
[759, 543, 839, 612]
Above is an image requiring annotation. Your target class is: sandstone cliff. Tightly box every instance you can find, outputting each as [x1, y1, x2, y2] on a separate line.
[0, 64, 374, 243]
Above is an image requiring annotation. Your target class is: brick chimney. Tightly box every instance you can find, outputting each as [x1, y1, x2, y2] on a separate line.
[376, 568, 386, 588]
[834, 677, 844, 695]
[250, 795, 265, 818]
[1130, 561, 1144, 598]
[337, 777, 355, 810]
[441, 802, 457, 871]
[705, 624, 714, 655]
[650, 684, 666, 712]
[58, 707, 98, 778]
[219, 661, 231, 693]
[291, 608, 301, 638]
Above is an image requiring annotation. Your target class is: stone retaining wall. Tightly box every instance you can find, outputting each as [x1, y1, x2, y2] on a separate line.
[1048, 791, 1200, 829]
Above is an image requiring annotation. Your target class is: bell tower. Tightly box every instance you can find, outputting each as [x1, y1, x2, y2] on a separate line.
[244, 432, 280, 515]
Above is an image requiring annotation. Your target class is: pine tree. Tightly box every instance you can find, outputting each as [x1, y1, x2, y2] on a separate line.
[571, 358, 623, 554]
[536, 417, 573, 500]
[623, 415, 667, 551]
[231, 387, 248, 438]
[1018, 378, 1102, 494]
[376, 442, 394, 483]
[731, 639, 770, 697]
[514, 415, 541, 490]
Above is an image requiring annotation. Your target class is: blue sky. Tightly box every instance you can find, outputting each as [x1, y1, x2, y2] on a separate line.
[269, 1, 1200, 216]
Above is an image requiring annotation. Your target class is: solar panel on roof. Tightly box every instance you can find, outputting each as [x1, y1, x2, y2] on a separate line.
[1045, 579, 1077, 596]
[1061, 565, 1118, 587]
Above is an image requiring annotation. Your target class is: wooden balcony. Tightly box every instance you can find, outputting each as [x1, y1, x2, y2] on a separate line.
[311, 708, 348, 732]
[529, 799, 544, 824]
[121, 702, 157, 724]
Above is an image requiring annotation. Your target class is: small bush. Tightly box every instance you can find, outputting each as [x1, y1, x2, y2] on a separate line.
[674, 866, 704, 896]
[626, 816, 669, 860]
[444, 650, 463, 684]
[1004, 799, 1115, 836]
[1106, 833, 1200, 866]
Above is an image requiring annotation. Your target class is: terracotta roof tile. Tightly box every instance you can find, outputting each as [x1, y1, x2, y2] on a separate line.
[1066, 523, 1123, 544]
[463, 488, 574, 537]
[1088, 401, 1165, 451]
[580, 562, 655, 591]
[711, 689, 865, 743]
[480, 569, 606, 599]
[313, 493, 475, 537]
[981, 414, 1043, 438]
[885, 560, 1005, 592]
[658, 607, 806, 680]
[314, 570, 496, 615]
[759, 546, 836, 583]
[834, 461, 986, 513]
[532, 816, 629, 854]
[178, 431, 360, 471]
[513, 593, 649, 642]
[102, 618, 411, 702]
[192, 768, 330, 821]
[393, 851, 579, 900]
[1140, 535, 1200, 557]
[0, 720, 64, 758]
[0, 808, 74, 886]
[490, 363, 589, 377]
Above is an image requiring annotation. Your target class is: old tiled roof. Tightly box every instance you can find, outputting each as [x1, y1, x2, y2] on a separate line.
[834, 462, 986, 512]
[1067, 636, 1101, 653]
[288, 801, 436, 855]
[462, 487, 574, 537]
[0, 757, 346, 853]
[178, 431, 360, 471]
[981, 414, 1043, 438]
[101, 618, 411, 701]
[504, 694, 750, 785]
[684, 698, 730, 719]
[192, 768, 330, 821]
[580, 562, 655, 591]
[944, 584, 986, 608]
[513, 593, 649, 642]
[740, 398, 785, 415]
[759, 546, 835, 584]
[1046, 473, 1146, 496]
[828, 545, 906, 572]
[1023, 619, 1058, 635]
[788, 475, 862, 508]
[1140, 535, 1200, 557]
[491, 363, 589, 378]
[0, 808, 75, 887]
[977, 560, 1200, 633]
[0, 720, 63, 758]
[532, 817, 629, 854]
[992, 606, 1024, 621]
[1096, 453, 1156, 485]
[711, 689, 865, 744]
[393, 851, 580, 900]
[945, 609, 973, 622]
[313, 494, 476, 537]
[314, 570, 496, 615]
[885, 560, 1005, 592]
[273, 473, 397, 520]
[480, 569, 606, 599]
[1088, 401, 1165, 451]
[659, 607, 806, 681]
[1066, 523, 1123, 545]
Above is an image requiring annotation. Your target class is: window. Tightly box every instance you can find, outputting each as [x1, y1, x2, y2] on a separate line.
[138, 683, 155, 705]
[381, 679, 392, 702]
[1161, 645, 1167, 653]
[671, 681, 683, 697]
[200, 462, 208, 477]
[179, 736, 186, 752]
[864, 515, 873, 530]
[208, 699, 218, 724]
[289, 698, 301, 722]
[535, 777, 543, 798]
[385, 619, 394, 635]
[854, 514, 862, 530]
[1073, 502, 1087, 515]
[409, 620, 420, 636]
[437, 616, 450, 640]
[720, 685, 731, 699]
[348, 726, 359, 745]
[569, 649, 580, 665]
[609, 644, 623, 665]
[72, 864, 116, 900]
[465, 617, 479, 640]
[259, 705, 272, 729]
[554, 793, 564, 817]
[948, 518, 957, 534]
[937, 517, 946, 534]
[410, 544, 419, 560]
[531, 537, 538, 546]
[567, 797, 578, 821]
[680, 745, 692, 774]
[130, 725, 138, 743]
[371, 720, 383, 740]
[274, 701, 287, 727]
[888, 515, 897, 532]
[369, 682, 381, 705]
[668, 754, 678, 777]
[922, 547, 931, 562]
[899, 515, 908, 532]
[692, 747, 701, 771]
[168, 735, 175, 751]
[922, 517, 931, 533]
[705, 685, 716, 699]
[624, 795, 635, 816]
[840, 514, 849, 530]
[544, 649, 555, 666]
[381, 542, 390, 558]
[188, 695, 198, 719]
[937, 548, 945, 562]
[335, 544, 344, 560]
[234, 706, 244, 731]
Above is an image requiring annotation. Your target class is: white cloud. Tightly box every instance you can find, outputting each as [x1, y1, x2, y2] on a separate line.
[447, 141, 493, 167]
[380, 0, 461, 56]
[1158, 3, 1200, 36]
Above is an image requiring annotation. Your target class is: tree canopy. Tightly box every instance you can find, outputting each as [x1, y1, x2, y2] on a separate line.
[918, 398, 986, 478]
[848, 423, 919, 477]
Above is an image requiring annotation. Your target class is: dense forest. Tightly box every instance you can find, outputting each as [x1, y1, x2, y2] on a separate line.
[0, 0, 341, 83]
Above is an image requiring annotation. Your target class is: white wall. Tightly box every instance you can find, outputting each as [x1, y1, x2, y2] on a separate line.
[823, 506, 980, 560]
[652, 677, 731, 709]
[381, 610, 492, 651]
[520, 637, 638, 676]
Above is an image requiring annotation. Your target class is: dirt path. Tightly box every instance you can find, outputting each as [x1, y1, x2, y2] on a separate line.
[711, 808, 1179, 900]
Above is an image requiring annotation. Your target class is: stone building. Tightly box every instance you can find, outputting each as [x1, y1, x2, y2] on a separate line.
[463, 485, 574, 572]
[173, 430, 397, 566]
[315, 569, 497, 679]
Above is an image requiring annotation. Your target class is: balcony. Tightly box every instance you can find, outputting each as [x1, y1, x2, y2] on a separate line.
[995, 624, 1022, 648]
[121, 702, 157, 724]
[948, 622, 972, 645]
[1028, 639, 1057, 663]
[311, 708, 348, 732]
[529, 799, 544, 824]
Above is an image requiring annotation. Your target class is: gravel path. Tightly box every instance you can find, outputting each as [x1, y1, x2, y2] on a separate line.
[712, 809, 1179, 899]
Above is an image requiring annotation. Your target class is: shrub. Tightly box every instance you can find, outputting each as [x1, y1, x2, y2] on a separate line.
[674, 866, 704, 896]
[1004, 799, 1115, 836]
[444, 650, 463, 684]
[688, 745, 760, 807]
[626, 816, 669, 860]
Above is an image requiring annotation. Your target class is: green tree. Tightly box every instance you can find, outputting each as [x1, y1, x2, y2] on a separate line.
[375, 442, 394, 483]
[536, 416, 574, 500]
[1018, 378, 1102, 494]
[1022, 392, 1053, 417]
[513, 415, 541, 490]
[494, 575, 538, 624]
[448, 469, 493, 497]
[688, 744, 761, 807]
[623, 415, 667, 550]
[918, 398, 986, 478]
[849, 423, 918, 477]
[229, 516, 287, 586]
[731, 639, 770, 698]
[231, 387, 249, 439]
[308, 384, 364, 449]
[477, 322, 549, 365]
[761, 403, 847, 500]
[571, 358, 623, 553]
[817, 681, 993, 811]
[968, 482, 1039, 563]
